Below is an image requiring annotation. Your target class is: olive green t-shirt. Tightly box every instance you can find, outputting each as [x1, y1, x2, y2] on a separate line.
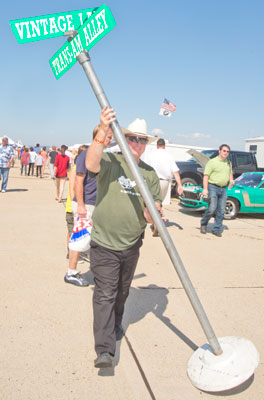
[90, 152, 162, 251]
[204, 156, 232, 187]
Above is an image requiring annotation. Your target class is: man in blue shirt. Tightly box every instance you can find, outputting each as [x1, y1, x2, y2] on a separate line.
[34, 143, 41, 153]
[0, 136, 14, 192]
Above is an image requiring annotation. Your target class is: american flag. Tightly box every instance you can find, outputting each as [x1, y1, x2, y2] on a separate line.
[161, 98, 176, 112]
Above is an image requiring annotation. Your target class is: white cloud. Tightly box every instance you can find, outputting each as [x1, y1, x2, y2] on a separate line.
[152, 128, 164, 136]
[192, 132, 211, 139]
[175, 132, 211, 139]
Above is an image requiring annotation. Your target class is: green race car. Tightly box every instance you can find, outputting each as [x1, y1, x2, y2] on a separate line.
[179, 172, 264, 219]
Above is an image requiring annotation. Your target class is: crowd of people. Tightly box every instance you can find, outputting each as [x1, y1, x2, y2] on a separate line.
[16, 143, 69, 179]
[0, 110, 233, 370]
[0, 138, 80, 192]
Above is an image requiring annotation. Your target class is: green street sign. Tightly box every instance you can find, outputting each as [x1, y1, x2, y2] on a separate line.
[49, 4, 116, 80]
[9, 8, 97, 44]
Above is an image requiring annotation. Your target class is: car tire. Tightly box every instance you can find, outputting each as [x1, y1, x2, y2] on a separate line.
[224, 198, 239, 220]
[171, 177, 198, 197]
[181, 177, 198, 187]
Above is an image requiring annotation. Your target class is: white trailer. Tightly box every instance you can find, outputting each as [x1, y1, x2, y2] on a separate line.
[142, 140, 209, 162]
[245, 136, 264, 168]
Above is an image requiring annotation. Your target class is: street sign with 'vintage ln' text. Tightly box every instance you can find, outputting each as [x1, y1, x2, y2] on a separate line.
[10, 8, 97, 44]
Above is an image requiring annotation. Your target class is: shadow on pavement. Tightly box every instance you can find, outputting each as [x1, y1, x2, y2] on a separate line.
[195, 223, 229, 233]
[4, 189, 28, 192]
[178, 208, 203, 218]
[80, 269, 94, 285]
[125, 284, 198, 351]
[164, 220, 183, 230]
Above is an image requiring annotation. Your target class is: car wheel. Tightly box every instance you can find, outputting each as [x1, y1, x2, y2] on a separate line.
[181, 177, 198, 187]
[224, 198, 239, 219]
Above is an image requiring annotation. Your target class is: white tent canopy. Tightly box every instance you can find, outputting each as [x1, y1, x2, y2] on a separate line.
[0, 136, 23, 147]
[68, 143, 91, 150]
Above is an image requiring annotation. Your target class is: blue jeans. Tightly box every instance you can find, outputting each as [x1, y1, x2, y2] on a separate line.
[21, 165, 28, 175]
[0, 167, 10, 191]
[201, 183, 227, 233]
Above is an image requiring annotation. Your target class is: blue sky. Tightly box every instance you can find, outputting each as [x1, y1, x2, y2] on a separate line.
[1, 0, 263, 149]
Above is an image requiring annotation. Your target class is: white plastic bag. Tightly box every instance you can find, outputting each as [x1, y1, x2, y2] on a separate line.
[69, 217, 92, 252]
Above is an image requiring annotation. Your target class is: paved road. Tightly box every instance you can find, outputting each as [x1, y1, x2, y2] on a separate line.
[1, 165, 263, 399]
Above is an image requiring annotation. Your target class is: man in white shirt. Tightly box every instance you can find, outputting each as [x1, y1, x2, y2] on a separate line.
[145, 138, 183, 202]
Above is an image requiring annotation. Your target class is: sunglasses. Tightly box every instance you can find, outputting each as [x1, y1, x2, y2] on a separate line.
[222, 149, 230, 153]
[127, 136, 148, 145]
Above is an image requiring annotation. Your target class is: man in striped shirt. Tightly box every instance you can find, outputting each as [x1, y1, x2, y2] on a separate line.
[0, 136, 14, 192]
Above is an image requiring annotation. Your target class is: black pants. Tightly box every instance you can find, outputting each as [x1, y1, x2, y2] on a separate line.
[90, 236, 143, 356]
[28, 163, 34, 175]
[36, 166, 42, 177]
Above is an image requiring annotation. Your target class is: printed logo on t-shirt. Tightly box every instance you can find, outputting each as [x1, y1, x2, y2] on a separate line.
[118, 175, 140, 196]
[118, 176, 136, 190]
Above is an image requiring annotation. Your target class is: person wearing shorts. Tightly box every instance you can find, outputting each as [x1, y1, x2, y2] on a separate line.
[54, 145, 70, 202]
[66, 210, 74, 241]
[64, 129, 112, 287]
[65, 155, 88, 268]
[65, 163, 75, 257]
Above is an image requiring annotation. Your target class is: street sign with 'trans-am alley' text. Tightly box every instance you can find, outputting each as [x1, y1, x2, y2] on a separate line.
[49, 4, 116, 80]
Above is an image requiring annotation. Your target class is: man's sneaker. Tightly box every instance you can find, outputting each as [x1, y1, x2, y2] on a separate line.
[200, 225, 207, 234]
[1, 190, 6, 193]
[115, 324, 125, 341]
[212, 231, 222, 237]
[64, 273, 89, 287]
[94, 352, 113, 368]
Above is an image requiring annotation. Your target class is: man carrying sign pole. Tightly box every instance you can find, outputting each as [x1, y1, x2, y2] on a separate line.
[86, 107, 162, 368]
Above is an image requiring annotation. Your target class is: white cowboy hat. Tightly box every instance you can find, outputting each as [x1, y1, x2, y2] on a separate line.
[121, 118, 159, 144]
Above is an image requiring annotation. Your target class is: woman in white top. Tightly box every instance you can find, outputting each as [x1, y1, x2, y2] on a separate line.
[28, 147, 37, 176]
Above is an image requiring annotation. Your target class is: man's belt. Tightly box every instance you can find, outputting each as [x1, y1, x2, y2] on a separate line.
[209, 183, 227, 188]
[159, 178, 169, 181]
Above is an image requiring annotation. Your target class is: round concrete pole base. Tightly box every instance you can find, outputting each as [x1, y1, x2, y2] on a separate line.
[187, 336, 259, 392]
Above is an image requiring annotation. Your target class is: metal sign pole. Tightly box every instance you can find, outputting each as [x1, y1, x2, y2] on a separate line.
[77, 50, 222, 356]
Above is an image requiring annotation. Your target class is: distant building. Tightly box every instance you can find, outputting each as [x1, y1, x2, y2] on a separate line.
[245, 136, 264, 168]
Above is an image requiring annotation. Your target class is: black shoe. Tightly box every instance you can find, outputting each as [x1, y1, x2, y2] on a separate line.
[200, 225, 207, 234]
[115, 324, 125, 341]
[212, 231, 222, 237]
[94, 352, 113, 368]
